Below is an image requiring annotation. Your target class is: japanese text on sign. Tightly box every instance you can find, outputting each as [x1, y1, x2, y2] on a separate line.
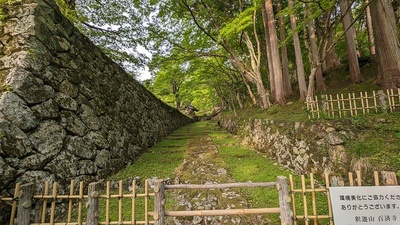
[330, 186, 400, 225]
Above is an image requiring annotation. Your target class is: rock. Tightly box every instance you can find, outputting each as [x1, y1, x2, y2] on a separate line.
[0, 92, 38, 130]
[326, 132, 344, 145]
[80, 104, 101, 130]
[65, 136, 96, 159]
[29, 120, 66, 155]
[60, 111, 87, 136]
[0, 116, 33, 157]
[31, 99, 59, 119]
[95, 150, 111, 168]
[56, 92, 78, 111]
[6, 69, 55, 104]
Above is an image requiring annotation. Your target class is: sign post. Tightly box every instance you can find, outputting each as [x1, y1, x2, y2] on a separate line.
[329, 186, 400, 224]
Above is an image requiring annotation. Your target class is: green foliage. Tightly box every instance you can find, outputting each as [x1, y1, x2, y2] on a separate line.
[219, 6, 255, 39]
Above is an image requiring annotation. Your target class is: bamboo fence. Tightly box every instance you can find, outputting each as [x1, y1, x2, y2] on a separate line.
[151, 177, 291, 225]
[1, 179, 155, 225]
[306, 88, 400, 119]
[1, 178, 292, 225]
[289, 170, 399, 225]
[2, 171, 398, 225]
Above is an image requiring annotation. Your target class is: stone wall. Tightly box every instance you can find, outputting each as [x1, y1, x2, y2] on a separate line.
[218, 117, 354, 176]
[0, 0, 191, 201]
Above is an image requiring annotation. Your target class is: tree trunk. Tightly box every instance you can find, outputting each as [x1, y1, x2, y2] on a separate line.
[241, 72, 258, 106]
[288, 0, 307, 101]
[265, 0, 286, 105]
[172, 80, 181, 109]
[307, 8, 327, 93]
[370, 0, 400, 89]
[340, 0, 363, 83]
[243, 30, 271, 108]
[262, 3, 275, 101]
[365, 0, 376, 56]
[324, 10, 340, 71]
[277, 0, 292, 97]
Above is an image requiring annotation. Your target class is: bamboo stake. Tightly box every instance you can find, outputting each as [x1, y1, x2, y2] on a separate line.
[360, 92, 365, 115]
[397, 88, 400, 107]
[41, 181, 49, 223]
[391, 89, 395, 110]
[9, 183, 20, 225]
[374, 171, 380, 186]
[118, 180, 123, 224]
[365, 92, 370, 113]
[289, 175, 297, 225]
[68, 180, 74, 223]
[306, 97, 311, 120]
[353, 93, 357, 115]
[356, 171, 362, 186]
[78, 181, 84, 225]
[348, 172, 354, 187]
[315, 96, 320, 119]
[373, 90, 377, 113]
[324, 174, 333, 225]
[337, 94, 342, 118]
[310, 174, 317, 225]
[106, 181, 110, 225]
[50, 183, 58, 225]
[132, 180, 136, 224]
[387, 89, 393, 112]
[310, 96, 315, 119]
[348, 93, 353, 116]
[330, 95, 334, 117]
[301, 175, 309, 225]
[341, 94, 346, 116]
[145, 179, 149, 225]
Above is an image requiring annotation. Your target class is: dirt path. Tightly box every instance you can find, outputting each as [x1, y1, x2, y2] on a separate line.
[166, 123, 270, 225]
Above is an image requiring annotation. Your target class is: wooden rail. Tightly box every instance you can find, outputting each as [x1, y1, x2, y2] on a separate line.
[152, 177, 292, 225]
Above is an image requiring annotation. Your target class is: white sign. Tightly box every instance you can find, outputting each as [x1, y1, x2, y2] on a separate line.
[329, 186, 400, 225]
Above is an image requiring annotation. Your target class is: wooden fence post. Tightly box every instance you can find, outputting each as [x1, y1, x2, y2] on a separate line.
[87, 182, 100, 225]
[153, 180, 166, 225]
[17, 183, 34, 225]
[277, 176, 293, 225]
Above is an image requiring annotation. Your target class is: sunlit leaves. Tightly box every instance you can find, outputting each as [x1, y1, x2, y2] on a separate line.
[219, 6, 255, 39]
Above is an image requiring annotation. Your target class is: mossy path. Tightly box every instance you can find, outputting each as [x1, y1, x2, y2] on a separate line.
[170, 125, 269, 224]
[111, 120, 296, 224]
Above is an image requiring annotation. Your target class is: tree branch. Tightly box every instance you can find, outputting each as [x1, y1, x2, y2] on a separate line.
[82, 21, 121, 34]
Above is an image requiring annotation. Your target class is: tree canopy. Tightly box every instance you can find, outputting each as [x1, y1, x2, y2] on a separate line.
[59, 0, 400, 114]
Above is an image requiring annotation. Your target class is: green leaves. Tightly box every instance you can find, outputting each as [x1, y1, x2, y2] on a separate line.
[219, 6, 255, 39]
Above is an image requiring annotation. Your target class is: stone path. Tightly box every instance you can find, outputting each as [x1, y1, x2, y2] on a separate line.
[166, 125, 270, 225]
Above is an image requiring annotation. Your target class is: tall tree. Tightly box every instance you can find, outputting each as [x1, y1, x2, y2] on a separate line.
[323, 9, 340, 71]
[340, 0, 363, 83]
[261, 2, 275, 101]
[277, 0, 292, 97]
[264, 0, 286, 105]
[288, 0, 307, 101]
[306, 6, 327, 97]
[370, 0, 400, 89]
[365, 0, 375, 56]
